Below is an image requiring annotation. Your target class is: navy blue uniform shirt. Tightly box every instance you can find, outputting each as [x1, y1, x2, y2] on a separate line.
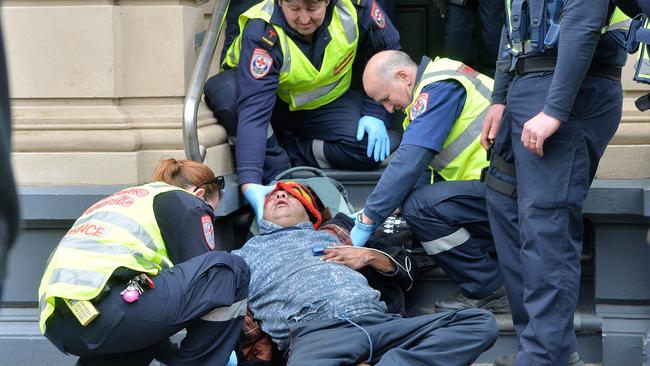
[492, 0, 628, 122]
[364, 58, 466, 224]
[153, 190, 217, 264]
[232, 0, 400, 185]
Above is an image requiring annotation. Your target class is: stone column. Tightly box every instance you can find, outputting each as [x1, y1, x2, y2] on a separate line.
[598, 56, 650, 179]
[5, 0, 232, 186]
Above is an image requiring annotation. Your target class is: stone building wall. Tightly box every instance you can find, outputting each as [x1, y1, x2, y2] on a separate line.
[4, 0, 649, 186]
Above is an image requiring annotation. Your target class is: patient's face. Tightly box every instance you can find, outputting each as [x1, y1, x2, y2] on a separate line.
[263, 189, 311, 227]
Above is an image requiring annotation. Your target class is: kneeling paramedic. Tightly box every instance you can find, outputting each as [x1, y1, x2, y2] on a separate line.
[203, 0, 403, 221]
[38, 158, 250, 366]
[351, 50, 508, 313]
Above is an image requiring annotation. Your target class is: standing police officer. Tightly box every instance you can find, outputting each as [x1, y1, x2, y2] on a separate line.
[39, 159, 249, 366]
[481, 1, 629, 365]
[351, 50, 508, 313]
[203, 0, 402, 221]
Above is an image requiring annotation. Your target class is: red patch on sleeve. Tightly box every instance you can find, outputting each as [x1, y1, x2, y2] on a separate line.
[371, 0, 386, 29]
[249, 48, 273, 79]
[410, 92, 429, 120]
[457, 64, 479, 77]
[201, 215, 215, 251]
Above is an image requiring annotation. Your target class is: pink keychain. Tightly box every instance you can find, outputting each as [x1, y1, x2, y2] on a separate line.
[120, 279, 143, 303]
[122, 289, 140, 303]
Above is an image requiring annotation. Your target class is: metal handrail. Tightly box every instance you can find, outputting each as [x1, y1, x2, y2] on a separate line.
[183, 0, 231, 162]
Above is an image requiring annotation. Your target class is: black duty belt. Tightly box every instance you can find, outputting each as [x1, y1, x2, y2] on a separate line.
[514, 57, 622, 80]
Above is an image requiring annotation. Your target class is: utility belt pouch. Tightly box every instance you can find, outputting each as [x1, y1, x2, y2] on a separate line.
[625, 16, 646, 54]
[508, 0, 528, 54]
[527, 0, 546, 52]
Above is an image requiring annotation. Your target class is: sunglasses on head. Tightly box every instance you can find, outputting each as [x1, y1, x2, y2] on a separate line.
[193, 176, 225, 193]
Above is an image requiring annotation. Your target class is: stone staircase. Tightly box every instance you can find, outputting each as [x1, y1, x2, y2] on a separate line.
[1, 172, 649, 365]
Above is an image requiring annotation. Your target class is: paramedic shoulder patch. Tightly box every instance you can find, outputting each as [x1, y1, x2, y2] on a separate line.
[371, 0, 386, 29]
[250, 48, 273, 79]
[410, 92, 429, 120]
[457, 64, 479, 78]
[201, 214, 215, 250]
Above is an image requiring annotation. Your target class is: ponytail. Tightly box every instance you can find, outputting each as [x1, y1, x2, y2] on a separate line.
[153, 158, 221, 196]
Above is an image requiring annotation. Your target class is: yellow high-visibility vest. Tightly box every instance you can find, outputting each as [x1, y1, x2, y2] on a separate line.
[223, 0, 359, 110]
[38, 183, 183, 333]
[403, 58, 493, 182]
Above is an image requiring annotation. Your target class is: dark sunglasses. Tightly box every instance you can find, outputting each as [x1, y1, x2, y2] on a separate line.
[193, 176, 225, 193]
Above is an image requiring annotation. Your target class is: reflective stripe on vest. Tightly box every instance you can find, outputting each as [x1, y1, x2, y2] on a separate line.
[38, 183, 183, 333]
[402, 58, 493, 182]
[71, 211, 164, 259]
[602, 7, 632, 33]
[223, 0, 359, 111]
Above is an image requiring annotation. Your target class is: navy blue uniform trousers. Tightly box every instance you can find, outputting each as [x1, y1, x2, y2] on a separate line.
[287, 308, 498, 366]
[205, 69, 400, 184]
[486, 72, 622, 365]
[44, 251, 250, 366]
[443, 0, 504, 77]
[401, 180, 502, 299]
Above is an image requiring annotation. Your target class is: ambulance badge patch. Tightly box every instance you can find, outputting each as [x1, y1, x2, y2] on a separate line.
[410, 92, 429, 119]
[457, 64, 479, 77]
[371, 0, 386, 29]
[201, 215, 215, 250]
[250, 48, 273, 79]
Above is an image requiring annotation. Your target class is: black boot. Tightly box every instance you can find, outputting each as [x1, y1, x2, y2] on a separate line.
[435, 286, 510, 313]
[493, 352, 585, 366]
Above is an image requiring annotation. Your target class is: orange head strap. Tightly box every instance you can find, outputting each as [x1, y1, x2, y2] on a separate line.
[264, 181, 323, 228]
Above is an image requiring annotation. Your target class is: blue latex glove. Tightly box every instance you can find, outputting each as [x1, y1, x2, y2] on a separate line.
[356, 115, 390, 162]
[346, 209, 363, 221]
[243, 183, 274, 222]
[226, 351, 238, 366]
[350, 213, 378, 247]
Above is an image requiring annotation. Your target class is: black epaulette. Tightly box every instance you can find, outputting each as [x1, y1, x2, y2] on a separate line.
[260, 25, 279, 49]
[352, 0, 365, 8]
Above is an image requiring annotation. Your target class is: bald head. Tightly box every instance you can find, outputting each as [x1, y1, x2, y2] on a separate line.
[363, 50, 418, 114]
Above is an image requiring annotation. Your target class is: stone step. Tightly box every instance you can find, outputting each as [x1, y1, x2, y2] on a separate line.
[0, 307, 603, 365]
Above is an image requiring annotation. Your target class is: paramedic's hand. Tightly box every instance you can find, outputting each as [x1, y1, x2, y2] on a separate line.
[480, 104, 505, 150]
[350, 213, 377, 247]
[356, 116, 390, 162]
[242, 183, 274, 222]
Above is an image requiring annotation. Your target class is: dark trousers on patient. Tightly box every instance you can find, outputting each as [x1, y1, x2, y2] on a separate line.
[287, 308, 498, 366]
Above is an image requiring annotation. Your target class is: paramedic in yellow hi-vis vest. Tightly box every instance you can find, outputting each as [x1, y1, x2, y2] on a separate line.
[350, 50, 509, 314]
[203, 0, 402, 223]
[38, 158, 249, 366]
